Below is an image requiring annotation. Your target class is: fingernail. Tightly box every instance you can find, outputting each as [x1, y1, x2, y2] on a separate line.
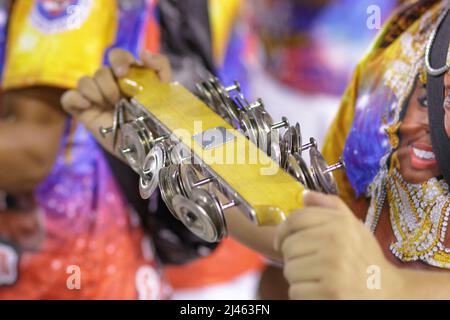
[81, 99, 91, 109]
[114, 66, 126, 77]
[142, 50, 154, 61]
[273, 234, 280, 252]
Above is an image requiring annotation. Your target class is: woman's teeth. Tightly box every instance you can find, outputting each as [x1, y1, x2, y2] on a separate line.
[412, 147, 435, 160]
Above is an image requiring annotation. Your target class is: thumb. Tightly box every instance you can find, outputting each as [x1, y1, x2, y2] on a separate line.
[61, 90, 91, 116]
[303, 190, 349, 212]
[108, 48, 138, 78]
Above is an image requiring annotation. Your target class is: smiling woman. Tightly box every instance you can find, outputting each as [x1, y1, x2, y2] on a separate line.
[397, 77, 441, 184]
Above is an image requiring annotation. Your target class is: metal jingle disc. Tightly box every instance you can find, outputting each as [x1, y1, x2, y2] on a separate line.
[107, 102, 122, 149]
[239, 111, 259, 145]
[286, 154, 307, 186]
[233, 94, 251, 112]
[208, 79, 240, 124]
[199, 81, 228, 118]
[121, 122, 152, 172]
[121, 99, 147, 119]
[191, 188, 227, 240]
[116, 100, 129, 126]
[223, 99, 242, 127]
[204, 81, 228, 116]
[134, 117, 154, 139]
[292, 123, 303, 154]
[254, 108, 273, 133]
[309, 167, 325, 193]
[172, 194, 221, 243]
[296, 152, 319, 191]
[168, 164, 184, 196]
[158, 165, 180, 219]
[309, 146, 338, 195]
[179, 164, 201, 197]
[113, 100, 137, 149]
[196, 82, 211, 100]
[180, 163, 221, 196]
[253, 109, 274, 148]
[168, 143, 191, 165]
[139, 144, 166, 199]
[209, 77, 233, 99]
[160, 139, 177, 163]
[179, 164, 198, 198]
[283, 127, 294, 153]
[196, 82, 216, 109]
[168, 144, 206, 176]
[135, 119, 153, 151]
[209, 77, 229, 101]
[117, 99, 149, 130]
[267, 130, 282, 165]
[281, 127, 294, 168]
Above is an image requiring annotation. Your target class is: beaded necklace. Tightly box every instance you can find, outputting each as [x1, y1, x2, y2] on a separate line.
[387, 168, 450, 268]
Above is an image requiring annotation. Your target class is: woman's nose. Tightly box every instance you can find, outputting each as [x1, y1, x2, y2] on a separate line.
[399, 120, 430, 137]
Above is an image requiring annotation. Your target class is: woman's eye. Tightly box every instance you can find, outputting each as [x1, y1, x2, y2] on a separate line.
[418, 95, 428, 108]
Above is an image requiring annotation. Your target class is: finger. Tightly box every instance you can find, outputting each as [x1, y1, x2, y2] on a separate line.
[284, 255, 323, 284]
[93, 67, 121, 106]
[77, 76, 106, 107]
[280, 229, 321, 261]
[303, 190, 348, 211]
[289, 282, 324, 300]
[140, 50, 172, 82]
[274, 208, 334, 251]
[109, 48, 137, 77]
[61, 90, 91, 115]
[73, 106, 115, 154]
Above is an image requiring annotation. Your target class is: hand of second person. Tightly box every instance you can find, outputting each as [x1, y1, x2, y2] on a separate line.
[0, 195, 44, 252]
[275, 191, 404, 300]
[61, 49, 172, 155]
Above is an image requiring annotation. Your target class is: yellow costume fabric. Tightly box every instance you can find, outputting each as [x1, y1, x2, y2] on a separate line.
[2, 0, 117, 90]
[209, 0, 240, 66]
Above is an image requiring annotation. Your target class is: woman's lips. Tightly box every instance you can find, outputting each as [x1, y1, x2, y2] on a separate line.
[408, 143, 437, 170]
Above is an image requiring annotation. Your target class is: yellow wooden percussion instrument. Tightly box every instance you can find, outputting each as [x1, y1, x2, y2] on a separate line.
[100, 68, 344, 243]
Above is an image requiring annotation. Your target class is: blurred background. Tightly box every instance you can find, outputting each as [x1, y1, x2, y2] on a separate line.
[212, 0, 397, 150]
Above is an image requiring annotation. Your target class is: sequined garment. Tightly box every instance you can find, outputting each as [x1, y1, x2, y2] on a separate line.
[388, 168, 450, 268]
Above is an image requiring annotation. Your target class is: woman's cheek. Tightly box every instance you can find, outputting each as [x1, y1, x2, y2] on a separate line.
[445, 106, 450, 138]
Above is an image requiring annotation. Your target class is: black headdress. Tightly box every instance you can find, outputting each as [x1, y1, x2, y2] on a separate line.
[426, 6, 450, 184]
